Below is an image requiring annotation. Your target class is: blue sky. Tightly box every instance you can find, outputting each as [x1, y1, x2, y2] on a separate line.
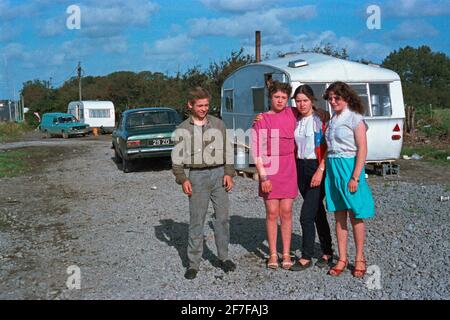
[0, 0, 449, 99]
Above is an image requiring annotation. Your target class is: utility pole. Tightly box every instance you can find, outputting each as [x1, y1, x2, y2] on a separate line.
[14, 100, 18, 122]
[19, 95, 22, 122]
[77, 62, 82, 102]
[8, 100, 12, 122]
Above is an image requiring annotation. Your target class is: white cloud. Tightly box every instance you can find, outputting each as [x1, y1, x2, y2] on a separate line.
[5, 34, 129, 72]
[2, 43, 29, 61]
[143, 34, 196, 73]
[189, 6, 317, 38]
[383, 0, 450, 17]
[80, 0, 159, 38]
[0, 23, 21, 42]
[38, 17, 66, 37]
[0, 1, 37, 21]
[386, 20, 439, 41]
[59, 36, 129, 59]
[145, 34, 192, 56]
[199, 0, 284, 12]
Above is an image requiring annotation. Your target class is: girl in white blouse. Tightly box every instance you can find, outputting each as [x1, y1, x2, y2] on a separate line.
[323, 82, 375, 278]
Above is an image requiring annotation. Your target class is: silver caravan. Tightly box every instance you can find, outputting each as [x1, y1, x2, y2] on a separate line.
[220, 53, 405, 163]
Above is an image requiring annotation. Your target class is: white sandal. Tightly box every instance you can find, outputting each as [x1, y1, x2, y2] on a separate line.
[267, 253, 279, 269]
[281, 253, 293, 270]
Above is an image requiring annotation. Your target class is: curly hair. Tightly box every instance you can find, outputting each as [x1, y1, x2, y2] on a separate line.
[268, 81, 292, 98]
[323, 81, 365, 115]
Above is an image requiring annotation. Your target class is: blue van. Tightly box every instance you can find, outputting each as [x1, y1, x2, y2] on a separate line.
[39, 112, 90, 138]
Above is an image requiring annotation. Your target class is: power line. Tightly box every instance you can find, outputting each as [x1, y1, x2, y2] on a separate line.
[51, 66, 79, 88]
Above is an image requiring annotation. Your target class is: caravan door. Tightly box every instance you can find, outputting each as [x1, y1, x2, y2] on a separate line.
[68, 102, 84, 122]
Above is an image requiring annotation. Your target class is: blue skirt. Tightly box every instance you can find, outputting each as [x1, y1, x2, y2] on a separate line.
[325, 157, 375, 219]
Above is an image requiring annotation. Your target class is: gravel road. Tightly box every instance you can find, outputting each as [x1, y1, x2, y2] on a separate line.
[0, 136, 449, 300]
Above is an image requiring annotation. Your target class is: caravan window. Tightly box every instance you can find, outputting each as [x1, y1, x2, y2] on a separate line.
[369, 84, 392, 116]
[89, 109, 111, 118]
[224, 89, 234, 112]
[252, 87, 266, 113]
[349, 84, 371, 116]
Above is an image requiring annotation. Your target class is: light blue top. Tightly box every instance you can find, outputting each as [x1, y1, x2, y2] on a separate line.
[325, 107, 367, 158]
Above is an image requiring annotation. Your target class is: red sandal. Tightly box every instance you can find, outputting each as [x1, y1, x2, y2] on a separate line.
[328, 259, 348, 277]
[352, 259, 366, 278]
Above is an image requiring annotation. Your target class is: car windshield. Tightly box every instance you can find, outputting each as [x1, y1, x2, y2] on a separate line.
[126, 111, 179, 128]
[57, 116, 77, 123]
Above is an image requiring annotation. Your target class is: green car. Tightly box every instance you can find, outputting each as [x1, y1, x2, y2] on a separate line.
[112, 107, 181, 173]
[39, 112, 90, 138]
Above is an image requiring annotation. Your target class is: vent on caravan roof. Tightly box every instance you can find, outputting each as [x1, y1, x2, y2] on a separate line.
[288, 59, 308, 68]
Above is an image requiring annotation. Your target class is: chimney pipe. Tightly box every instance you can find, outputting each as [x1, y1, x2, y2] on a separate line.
[255, 31, 261, 63]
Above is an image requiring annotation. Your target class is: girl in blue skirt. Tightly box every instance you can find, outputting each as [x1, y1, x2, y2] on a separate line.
[323, 82, 375, 278]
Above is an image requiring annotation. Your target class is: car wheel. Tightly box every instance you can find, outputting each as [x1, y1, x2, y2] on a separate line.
[44, 130, 51, 139]
[122, 157, 133, 173]
[62, 131, 69, 139]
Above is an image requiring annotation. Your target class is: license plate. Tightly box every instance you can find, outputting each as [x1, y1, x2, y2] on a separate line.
[149, 138, 171, 146]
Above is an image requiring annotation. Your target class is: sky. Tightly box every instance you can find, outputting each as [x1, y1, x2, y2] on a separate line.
[0, 0, 449, 99]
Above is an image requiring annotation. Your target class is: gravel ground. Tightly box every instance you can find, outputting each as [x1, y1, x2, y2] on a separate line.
[0, 136, 449, 300]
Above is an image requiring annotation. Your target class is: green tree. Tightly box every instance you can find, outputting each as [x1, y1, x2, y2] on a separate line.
[382, 45, 450, 109]
[207, 48, 254, 116]
[299, 43, 349, 60]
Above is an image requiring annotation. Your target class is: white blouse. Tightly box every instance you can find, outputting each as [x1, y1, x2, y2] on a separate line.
[326, 107, 368, 158]
[294, 114, 317, 160]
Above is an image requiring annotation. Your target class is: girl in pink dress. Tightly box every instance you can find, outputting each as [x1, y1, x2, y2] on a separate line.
[251, 81, 298, 269]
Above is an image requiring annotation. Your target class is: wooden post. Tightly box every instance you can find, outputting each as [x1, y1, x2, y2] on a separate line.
[255, 31, 261, 63]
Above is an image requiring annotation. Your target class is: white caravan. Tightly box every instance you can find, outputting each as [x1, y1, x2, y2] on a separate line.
[68, 100, 115, 133]
[220, 53, 405, 164]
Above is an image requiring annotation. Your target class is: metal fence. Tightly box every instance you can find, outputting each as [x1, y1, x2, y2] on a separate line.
[0, 100, 23, 122]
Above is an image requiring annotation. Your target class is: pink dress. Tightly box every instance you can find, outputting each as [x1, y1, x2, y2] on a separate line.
[251, 107, 298, 200]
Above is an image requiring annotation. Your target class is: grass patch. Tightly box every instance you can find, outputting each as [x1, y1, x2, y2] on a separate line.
[402, 145, 450, 166]
[416, 108, 450, 139]
[0, 150, 28, 178]
[0, 148, 53, 178]
[0, 122, 33, 143]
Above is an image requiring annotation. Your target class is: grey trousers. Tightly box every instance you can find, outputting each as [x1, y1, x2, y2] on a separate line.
[188, 166, 230, 270]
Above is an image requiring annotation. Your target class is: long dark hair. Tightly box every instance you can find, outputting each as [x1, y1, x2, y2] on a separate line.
[292, 84, 316, 103]
[293, 84, 325, 118]
[323, 81, 365, 115]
